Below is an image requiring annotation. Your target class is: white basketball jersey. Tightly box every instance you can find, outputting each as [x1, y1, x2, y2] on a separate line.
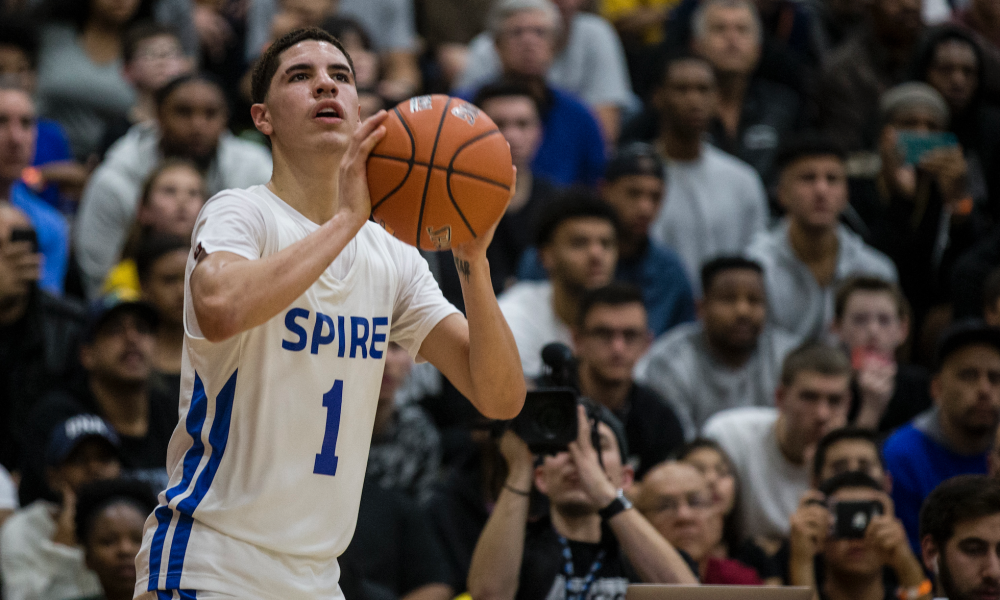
[134, 186, 458, 599]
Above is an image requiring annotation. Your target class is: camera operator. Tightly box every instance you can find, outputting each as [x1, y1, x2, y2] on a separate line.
[788, 472, 931, 600]
[466, 404, 697, 600]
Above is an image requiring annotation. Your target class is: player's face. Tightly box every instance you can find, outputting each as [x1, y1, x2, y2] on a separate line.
[602, 174, 663, 241]
[0, 89, 36, 182]
[818, 438, 885, 483]
[541, 217, 617, 293]
[254, 40, 361, 154]
[575, 303, 650, 384]
[84, 501, 145, 599]
[142, 250, 188, 328]
[833, 291, 906, 357]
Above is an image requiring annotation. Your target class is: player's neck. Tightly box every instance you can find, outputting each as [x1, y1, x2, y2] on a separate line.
[551, 506, 602, 543]
[268, 145, 345, 224]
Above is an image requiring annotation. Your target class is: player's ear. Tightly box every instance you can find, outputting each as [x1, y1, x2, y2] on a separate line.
[251, 103, 273, 136]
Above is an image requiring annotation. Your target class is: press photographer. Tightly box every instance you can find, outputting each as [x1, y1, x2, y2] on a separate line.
[466, 395, 698, 600]
[788, 472, 931, 600]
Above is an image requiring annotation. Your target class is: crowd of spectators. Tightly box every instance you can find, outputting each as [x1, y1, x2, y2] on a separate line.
[4, 0, 1000, 598]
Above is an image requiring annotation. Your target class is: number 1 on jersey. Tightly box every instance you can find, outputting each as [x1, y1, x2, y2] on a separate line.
[314, 380, 343, 476]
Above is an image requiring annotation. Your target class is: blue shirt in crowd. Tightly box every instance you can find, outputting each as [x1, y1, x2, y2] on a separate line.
[10, 181, 69, 295]
[457, 86, 606, 188]
[883, 418, 989, 555]
[516, 240, 696, 336]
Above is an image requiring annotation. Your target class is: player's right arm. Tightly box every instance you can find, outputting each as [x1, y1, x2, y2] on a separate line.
[191, 112, 387, 342]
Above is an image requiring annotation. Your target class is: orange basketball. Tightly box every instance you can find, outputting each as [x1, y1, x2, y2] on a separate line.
[367, 95, 514, 251]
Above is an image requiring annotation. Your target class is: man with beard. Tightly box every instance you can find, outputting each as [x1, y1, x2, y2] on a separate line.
[884, 322, 1000, 554]
[920, 475, 1000, 600]
[74, 73, 272, 298]
[636, 256, 797, 439]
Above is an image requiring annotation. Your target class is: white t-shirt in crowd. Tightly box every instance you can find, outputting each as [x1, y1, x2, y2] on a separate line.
[134, 186, 459, 600]
[702, 407, 810, 540]
[498, 280, 573, 379]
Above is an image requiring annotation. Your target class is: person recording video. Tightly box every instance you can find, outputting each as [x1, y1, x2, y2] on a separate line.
[466, 401, 697, 600]
[788, 472, 931, 600]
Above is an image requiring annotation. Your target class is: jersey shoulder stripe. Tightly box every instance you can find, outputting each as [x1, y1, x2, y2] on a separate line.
[148, 370, 238, 591]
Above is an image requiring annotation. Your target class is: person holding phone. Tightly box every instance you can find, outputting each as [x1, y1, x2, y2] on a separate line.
[788, 471, 931, 600]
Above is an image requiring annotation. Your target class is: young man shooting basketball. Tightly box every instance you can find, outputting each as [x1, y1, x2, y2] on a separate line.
[133, 28, 525, 600]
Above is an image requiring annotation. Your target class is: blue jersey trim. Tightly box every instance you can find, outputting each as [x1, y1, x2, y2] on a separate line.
[149, 370, 238, 592]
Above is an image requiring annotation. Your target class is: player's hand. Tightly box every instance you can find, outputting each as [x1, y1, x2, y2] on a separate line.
[337, 110, 388, 229]
[567, 404, 618, 509]
[789, 490, 830, 561]
[451, 166, 515, 264]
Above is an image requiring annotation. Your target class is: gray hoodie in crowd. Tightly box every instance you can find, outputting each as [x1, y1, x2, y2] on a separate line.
[74, 123, 273, 298]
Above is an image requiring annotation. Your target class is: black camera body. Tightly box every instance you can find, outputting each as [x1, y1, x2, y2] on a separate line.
[831, 500, 884, 539]
[509, 388, 579, 454]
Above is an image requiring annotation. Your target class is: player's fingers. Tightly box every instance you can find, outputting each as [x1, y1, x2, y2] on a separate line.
[356, 125, 387, 159]
[356, 110, 388, 139]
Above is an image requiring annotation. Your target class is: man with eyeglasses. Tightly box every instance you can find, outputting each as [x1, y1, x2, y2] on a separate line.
[636, 460, 763, 584]
[571, 283, 685, 479]
[920, 474, 1000, 600]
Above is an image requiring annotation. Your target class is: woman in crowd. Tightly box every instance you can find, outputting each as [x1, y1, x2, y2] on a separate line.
[34, 0, 152, 161]
[73, 478, 157, 600]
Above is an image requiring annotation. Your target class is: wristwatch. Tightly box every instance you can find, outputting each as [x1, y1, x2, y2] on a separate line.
[598, 488, 633, 521]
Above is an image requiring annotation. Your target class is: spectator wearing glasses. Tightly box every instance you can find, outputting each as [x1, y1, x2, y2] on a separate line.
[572, 284, 685, 479]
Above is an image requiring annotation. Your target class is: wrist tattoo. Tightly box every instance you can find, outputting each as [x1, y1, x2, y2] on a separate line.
[454, 256, 471, 282]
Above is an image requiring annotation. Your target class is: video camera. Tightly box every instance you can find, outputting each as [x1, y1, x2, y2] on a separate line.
[507, 343, 604, 461]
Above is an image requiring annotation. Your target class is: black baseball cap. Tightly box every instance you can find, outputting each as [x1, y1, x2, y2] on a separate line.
[934, 319, 1000, 372]
[604, 143, 665, 183]
[46, 414, 121, 466]
[84, 290, 159, 341]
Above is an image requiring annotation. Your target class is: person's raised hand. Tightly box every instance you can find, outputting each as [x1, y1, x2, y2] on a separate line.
[789, 490, 831, 561]
[498, 429, 534, 478]
[879, 127, 916, 199]
[337, 110, 388, 229]
[51, 482, 77, 547]
[856, 356, 897, 428]
[567, 404, 618, 509]
[0, 237, 41, 300]
[920, 146, 968, 206]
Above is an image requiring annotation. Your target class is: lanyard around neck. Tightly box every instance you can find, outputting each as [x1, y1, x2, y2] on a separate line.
[558, 535, 606, 600]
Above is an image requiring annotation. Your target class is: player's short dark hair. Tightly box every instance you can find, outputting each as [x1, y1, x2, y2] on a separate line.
[123, 21, 182, 64]
[135, 234, 190, 285]
[813, 427, 883, 480]
[780, 342, 852, 386]
[700, 256, 763, 296]
[534, 187, 621, 248]
[920, 475, 1000, 548]
[577, 283, 645, 328]
[251, 27, 354, 105]
[774, 132, 846, 176]
[74, 478, 158, 546]
[0, 17, 39, 69]
[154, 72, 226, 110]
[473, 78, 544, 119]
[818, 470, 883, 497]
[834, 275, 909, 322]
[983, 267, 1000, 315]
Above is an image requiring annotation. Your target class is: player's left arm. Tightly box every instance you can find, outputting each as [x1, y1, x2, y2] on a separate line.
[418, 174, 525, 421]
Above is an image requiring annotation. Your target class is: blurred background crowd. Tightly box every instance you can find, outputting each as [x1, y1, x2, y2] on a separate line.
[3, 0, 1000, 598]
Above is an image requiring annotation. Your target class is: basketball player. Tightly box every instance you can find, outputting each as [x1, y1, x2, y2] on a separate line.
[133, 27, 526, 600]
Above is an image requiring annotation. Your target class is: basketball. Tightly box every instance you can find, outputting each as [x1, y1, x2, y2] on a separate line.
[367, 95, 514, 251]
